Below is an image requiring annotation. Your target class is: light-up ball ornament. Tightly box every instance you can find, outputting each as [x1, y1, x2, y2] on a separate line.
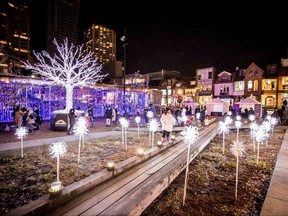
[135, 116, 141, 124]
[121, 118, 129, 128]
[49, 141, 67, 158]
[148, 119, 159, 132]
[147, 111, 154, 118]
[15, 127, 28, 139]
[196, 113, 200, 120]
[236, 115, 241, 121]
[249, 114, 255, 122]
[235, 120, 242, 129]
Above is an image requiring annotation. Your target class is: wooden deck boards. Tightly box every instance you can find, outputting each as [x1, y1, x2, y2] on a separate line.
[46, 124, 217, 216]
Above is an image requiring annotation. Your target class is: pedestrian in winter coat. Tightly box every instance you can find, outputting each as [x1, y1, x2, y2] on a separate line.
[160, 108, 176, 143]
[104, 106, 113, 126]
[26, 107, 36, 132]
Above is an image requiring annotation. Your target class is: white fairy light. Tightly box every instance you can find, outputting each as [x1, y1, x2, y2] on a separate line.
[121, 118, 129, 128]
[182, 125, 199, 206]
[148, 119, 159, 148]
[15, 127, 28, 139]
[135, 116, 141, 124]
[270, 117, 277, 127]
[147, 111, 154, 118]
[231, 141, 246, 157]
[182, 126, 199, 145]
[148, 119, 159, 132]
[249, 114, 255, 122]
[235, 120, 242, 128]
[250, 122, 258, 135]
[49, 141, 67, 181]
[120, 118, 129, 150]
[119, 117, 125, 125]
[262, 121, 271, 132]
[218, 121, 229, 134]
[231, 140, 246, 200]
[49, 141, 67, 158]
[236, 115, 241, 121]
[218, 121, 229, 153]
[135, 116, 141, 138]
[15, 127, 28, 158]
[224, 116, 233, 125]
[73, 117, 89, 136]
[254, 126, 268, 144]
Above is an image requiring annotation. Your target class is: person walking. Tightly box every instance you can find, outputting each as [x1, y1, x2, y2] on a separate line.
[26, 107, 37, 132]
[14, 105, 25, 128]
[104, 106, 113, 127]
[160, 108, 176, 143]
[86, 106, 94, 127]
[67, 108, 76, 135]
[33, 105, 41, 130]
[112, 106, 118, 125]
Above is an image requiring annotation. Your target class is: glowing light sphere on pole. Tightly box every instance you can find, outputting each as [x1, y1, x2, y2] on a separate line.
[147, 111, 154, 118]
[249, 114, 255, 122]
[15, 127, 28, 158]
[15, 127, 28, 139]
[121, 118, 129, 128]
[227, 111, 232, 116]
[73, 117, 89, 136]
[224, 116, 233, 125]
[49, 141, 67, 158]
[149, 119, 159, 132]
[135, 116, 141, 124]
[235, 120, 242, 128]
[236, 115, 241, 121]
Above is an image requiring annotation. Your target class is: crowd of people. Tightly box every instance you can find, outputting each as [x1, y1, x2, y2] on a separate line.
[12, 105, 42, 133]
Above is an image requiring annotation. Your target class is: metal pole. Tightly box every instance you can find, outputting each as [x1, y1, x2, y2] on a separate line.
[122, 28, 127, 117]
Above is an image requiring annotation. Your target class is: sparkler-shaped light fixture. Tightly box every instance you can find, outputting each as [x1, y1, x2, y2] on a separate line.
[218, 121, 229, 153]
[15, 127, 28, 158]
[135, 116, 141, 138]
[148, 119, 159, 148]
[182, 126, 199, 206]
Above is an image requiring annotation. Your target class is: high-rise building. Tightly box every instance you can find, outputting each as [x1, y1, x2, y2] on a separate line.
[47, 0, 80, 54]
[83, 24, 116, 65]
[0, 0, 30, 73]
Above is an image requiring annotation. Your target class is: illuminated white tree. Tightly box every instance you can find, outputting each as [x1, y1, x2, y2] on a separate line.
[15, 127, 28, 158]
[231, 140, 245, 200]
[181, 126, 199, 206]
[49, 141, 67, 181]
[24, 38, 106, 112]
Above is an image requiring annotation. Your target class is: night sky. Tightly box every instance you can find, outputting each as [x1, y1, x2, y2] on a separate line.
[30, 1, 288, 77]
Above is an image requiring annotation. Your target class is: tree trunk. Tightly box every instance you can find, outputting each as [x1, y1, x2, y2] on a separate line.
[65, 85, 74, 112]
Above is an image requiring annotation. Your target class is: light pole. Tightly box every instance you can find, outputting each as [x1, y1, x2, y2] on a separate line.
[121, 28, 127, 117]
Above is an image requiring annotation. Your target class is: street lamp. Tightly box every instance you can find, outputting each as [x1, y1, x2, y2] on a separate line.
[121, 28, 127, 117]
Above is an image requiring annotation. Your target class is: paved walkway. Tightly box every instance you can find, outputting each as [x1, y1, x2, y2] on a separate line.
[1, 118, 288, 215]
[260, 126, 288, 216]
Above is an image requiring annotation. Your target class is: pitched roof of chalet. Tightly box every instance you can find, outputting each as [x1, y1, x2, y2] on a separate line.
[244, 63, 264, 76]
[214, 71, 233, 84]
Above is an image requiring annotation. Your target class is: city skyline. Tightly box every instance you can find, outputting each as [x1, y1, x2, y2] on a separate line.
[30, 1, 288, 77]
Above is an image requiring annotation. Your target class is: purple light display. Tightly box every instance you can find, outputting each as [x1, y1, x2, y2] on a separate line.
[0, 76, 147, 123]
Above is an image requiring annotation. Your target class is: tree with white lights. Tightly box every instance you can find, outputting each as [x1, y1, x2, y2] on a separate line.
[24, 38, 106, 112]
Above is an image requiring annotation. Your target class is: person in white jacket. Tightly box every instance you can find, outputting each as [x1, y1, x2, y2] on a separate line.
[160, 108, 176, 143]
